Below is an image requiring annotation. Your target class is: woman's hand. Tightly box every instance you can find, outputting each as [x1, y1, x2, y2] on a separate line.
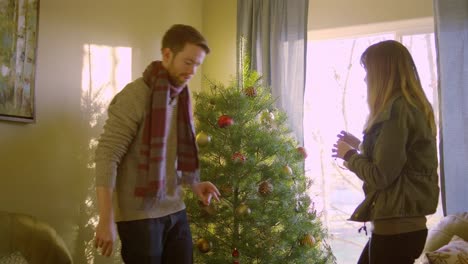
[332, 139, 354, 160]
[337, 130, 361, 149]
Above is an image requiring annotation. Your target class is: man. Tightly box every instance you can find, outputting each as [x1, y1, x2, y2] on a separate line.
[94, 24, 220, 264]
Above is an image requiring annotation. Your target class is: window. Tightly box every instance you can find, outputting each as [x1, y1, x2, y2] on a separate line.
[304, 21, 442, 264]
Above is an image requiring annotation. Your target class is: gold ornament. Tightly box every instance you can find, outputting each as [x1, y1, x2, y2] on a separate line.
[196, 131, 211, 146]
[300, 234, 316, 248]
[235, 203, 251, 216]
[282, 165, 293, 176]
[258, 181, 273, 196]
[196, 238, 212, 253]
[198, 200, 216, 217]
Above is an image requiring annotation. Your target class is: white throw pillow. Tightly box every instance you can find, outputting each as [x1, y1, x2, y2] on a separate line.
[424, 213, 468, 253]
[422, 235, 468, 264]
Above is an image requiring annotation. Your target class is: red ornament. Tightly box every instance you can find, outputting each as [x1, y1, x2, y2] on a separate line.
[218, 115, 234, 128]
[232, 247, 240, 263]
[232, 248, 239, 258]
[297, 146, 308, 159]
[244, 86, 257, 97]
[232, 152, 246, 163]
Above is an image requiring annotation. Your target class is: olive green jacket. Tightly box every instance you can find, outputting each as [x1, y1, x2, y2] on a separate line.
[347, 95, 439, 222]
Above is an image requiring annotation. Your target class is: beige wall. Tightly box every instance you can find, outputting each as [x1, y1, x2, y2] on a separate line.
[309, 0, 433, 30]
[202, 0, 237, 85]
[0, 0, 204, 262]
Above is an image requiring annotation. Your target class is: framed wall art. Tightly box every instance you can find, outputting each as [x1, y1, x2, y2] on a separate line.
[0, 0, 39, 123]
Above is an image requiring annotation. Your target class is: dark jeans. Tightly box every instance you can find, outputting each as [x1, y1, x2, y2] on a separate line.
[116, 209, 193, 264]
[357, 229, 427, 264]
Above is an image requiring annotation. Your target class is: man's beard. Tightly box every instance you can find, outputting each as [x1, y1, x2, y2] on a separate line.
[169, 74, 186, 87]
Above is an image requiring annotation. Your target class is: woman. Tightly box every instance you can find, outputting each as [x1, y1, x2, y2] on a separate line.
[332, 40, 439, 264]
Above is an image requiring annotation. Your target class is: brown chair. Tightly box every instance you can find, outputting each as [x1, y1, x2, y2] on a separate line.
[0, 212, 72, 264]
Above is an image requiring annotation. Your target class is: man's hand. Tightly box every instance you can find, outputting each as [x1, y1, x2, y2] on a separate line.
[95, 218, 117, 257]
[191, 181, 221, 205]
[95, 187, 116, 257]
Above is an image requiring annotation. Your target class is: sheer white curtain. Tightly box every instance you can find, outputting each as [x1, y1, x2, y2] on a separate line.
[237, 0, 308, 144]
[433, 0, 468, 215]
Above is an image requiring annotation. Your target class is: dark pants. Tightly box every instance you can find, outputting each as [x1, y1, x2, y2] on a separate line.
[116, 209, 193, 264]
[357, 229, 427, 264]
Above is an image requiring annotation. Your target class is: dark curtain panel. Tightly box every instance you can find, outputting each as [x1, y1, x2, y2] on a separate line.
[237, 0, 308, 144]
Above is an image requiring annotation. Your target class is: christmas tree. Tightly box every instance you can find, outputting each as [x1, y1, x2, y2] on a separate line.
[186, 64, 335, 264]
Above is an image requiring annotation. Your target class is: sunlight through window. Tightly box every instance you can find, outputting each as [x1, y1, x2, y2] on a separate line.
[81, 44, 132, 126]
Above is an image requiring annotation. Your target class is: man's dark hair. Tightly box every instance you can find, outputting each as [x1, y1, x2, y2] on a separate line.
[162, 24, 210, 55]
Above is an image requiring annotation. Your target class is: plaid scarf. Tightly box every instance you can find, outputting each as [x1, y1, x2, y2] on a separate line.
[135, 61, 199, 199]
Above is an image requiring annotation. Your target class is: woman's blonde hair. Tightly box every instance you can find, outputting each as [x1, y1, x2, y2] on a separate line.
[360, 40, 436, 135]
